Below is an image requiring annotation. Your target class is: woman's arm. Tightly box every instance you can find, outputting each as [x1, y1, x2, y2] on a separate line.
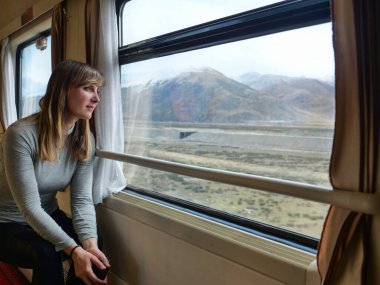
[69, 134, 110, 282]
[69, 134, 98, 243]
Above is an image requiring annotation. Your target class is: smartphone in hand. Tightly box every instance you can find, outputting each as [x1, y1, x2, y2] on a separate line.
[92, 264, 110, 280]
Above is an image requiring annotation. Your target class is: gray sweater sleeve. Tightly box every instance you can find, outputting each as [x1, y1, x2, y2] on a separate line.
[70, 134, 98, 242]
[2, 124, 89, 251]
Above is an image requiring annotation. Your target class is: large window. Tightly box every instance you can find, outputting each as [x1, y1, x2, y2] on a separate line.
[16, 32, 51, 118]
[118, 0, 334, 248]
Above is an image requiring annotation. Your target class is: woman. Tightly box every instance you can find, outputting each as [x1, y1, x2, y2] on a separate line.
[0, 60, 110, 285]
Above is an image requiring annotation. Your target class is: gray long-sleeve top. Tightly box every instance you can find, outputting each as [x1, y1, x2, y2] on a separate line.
[0, 114, 97, 251]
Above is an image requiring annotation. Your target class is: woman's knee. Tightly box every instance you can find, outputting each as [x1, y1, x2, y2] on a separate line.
[35, 243, 60, 260]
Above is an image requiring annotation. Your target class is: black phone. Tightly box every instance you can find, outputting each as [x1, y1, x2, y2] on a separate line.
[92, 264, 110, 280]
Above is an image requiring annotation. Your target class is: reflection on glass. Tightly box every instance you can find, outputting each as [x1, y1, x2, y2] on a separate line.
[120, 23, 335, 238]
[20, 35, 51, 118]
[122, 0, 284, 45]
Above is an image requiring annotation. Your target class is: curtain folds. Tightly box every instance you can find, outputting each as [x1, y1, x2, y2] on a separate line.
[85, 0, 126, 204]
[85, 0, 99, 66]
[0, 37, 17, 131]
[317, 0, 380, 284]
[51, 2, 66, 70]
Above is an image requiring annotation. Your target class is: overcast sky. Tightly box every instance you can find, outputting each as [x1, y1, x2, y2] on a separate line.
[121, 0, 335, 86]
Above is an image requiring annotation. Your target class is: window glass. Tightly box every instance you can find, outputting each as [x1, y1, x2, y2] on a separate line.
[121, 0, 284, 45]
[120, 22, 334, 238]
[126, 166, 328, 238]
[19, 35, 51, 118]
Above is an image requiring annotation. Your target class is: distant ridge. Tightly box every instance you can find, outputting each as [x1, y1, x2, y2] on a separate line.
[122, 68, 335, 124]
[238, 72, 335, 121]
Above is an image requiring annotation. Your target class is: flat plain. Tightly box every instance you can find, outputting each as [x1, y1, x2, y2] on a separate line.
[123, 122, 333, 239]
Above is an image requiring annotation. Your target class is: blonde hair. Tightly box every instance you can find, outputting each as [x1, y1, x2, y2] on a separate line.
[37, 60, 105, 161]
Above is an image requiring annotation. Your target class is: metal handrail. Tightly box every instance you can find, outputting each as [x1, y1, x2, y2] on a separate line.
[96, 149, 380, 215]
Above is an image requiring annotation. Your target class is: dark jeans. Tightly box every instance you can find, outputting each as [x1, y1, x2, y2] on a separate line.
[0, 208, 97, 285]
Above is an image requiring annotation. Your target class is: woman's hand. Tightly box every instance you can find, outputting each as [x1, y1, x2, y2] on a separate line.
[82, 238, 110, 268]
[68, 240, 110, 285]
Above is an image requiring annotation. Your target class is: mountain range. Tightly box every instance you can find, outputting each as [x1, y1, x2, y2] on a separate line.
[121, 68, 335, 124]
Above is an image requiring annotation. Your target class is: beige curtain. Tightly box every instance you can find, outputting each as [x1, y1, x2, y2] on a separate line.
[85, 0, 99, 138]
[0, 40, 4, 131]
[317, 0, 380, 284]
[51, 1, 66, 70]
[85, 0, 99, 67]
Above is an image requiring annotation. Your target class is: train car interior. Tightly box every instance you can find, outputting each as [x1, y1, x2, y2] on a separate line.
[0, 0, 379, 284]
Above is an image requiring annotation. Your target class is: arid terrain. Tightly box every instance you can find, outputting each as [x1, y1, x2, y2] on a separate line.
[123, 123, 333, 239]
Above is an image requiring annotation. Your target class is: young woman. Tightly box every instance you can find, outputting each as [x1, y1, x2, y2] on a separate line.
[0, 60, 110, 285]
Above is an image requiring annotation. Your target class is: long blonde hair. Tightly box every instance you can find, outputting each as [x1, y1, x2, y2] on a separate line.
[37, 60, 105, 161]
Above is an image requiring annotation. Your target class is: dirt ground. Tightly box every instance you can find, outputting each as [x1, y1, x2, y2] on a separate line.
[123, 124, 333, 239]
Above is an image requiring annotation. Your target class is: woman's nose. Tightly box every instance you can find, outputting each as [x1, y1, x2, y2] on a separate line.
[92, 92, 100, 103]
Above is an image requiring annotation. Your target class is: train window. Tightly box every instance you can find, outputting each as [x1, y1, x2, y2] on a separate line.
[16, 32, 51, 118]
[121, 0, 284, 45]
[118, 0, 334, 247]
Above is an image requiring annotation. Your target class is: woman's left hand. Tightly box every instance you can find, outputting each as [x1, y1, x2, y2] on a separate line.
[77, 238, 111, 284]
[86, 246, 110, 268]
[82, 238, 110, 268]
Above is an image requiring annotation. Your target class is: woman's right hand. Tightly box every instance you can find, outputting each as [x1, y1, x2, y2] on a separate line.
[71, 246, 108, 285]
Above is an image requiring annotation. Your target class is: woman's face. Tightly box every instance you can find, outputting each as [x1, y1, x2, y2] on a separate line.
[65, 84, 100, 123]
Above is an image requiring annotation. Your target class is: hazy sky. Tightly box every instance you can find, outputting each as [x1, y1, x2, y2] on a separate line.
[121, 0, 335, 86]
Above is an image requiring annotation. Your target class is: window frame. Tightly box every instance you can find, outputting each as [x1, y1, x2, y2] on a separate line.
[116, 0, 333, 251]
[118, 0, 331, 64]
[15, 30, 51, 119]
